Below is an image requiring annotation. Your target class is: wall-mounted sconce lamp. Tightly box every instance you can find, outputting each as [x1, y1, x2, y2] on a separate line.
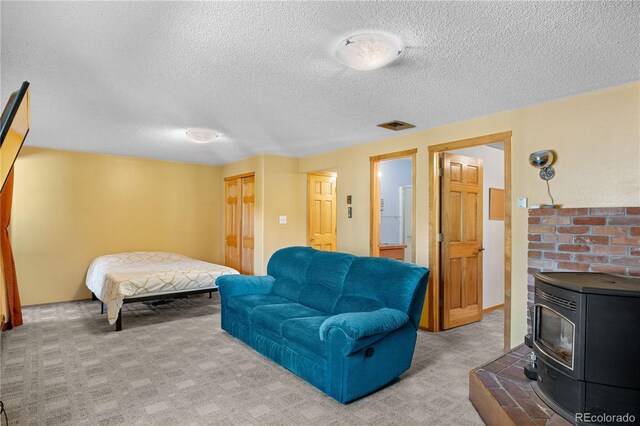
[529, 150, 558, 208]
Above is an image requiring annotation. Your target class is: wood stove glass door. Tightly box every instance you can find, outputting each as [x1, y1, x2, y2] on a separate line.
[535, 304, 575, 370]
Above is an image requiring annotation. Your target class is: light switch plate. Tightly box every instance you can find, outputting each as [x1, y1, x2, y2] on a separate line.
[517, 197, 528, 208]
[279, 215, 287, 224]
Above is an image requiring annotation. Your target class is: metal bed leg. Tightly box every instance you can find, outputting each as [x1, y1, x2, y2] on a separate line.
[115, 311, 122, 331]
[209, 291, 212, 299]
[100, 302, 104, 314]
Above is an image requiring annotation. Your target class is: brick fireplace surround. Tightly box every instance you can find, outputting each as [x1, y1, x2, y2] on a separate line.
[527, 206, 640, 328]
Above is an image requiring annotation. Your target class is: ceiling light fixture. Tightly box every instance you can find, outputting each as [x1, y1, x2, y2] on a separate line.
[334, 32, 403, 71]
[185, 128, 218, 143]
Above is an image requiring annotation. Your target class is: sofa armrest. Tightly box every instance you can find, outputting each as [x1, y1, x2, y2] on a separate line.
[319, 308, 409, 342]
[216, 275, 275, 298]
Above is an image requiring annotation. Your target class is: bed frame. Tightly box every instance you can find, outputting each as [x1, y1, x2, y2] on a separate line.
[94, 288, 218, 331]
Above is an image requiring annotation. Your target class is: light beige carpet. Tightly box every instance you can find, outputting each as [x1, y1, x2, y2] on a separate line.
[1, 295, 504, 425]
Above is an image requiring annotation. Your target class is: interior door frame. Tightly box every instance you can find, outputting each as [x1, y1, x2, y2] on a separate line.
[369, 149, 417, 261]
[399, 184, 412, 256]
[426, 131, 512, 351]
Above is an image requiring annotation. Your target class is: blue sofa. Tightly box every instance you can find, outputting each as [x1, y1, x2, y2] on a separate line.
[216, 246, 429, 403]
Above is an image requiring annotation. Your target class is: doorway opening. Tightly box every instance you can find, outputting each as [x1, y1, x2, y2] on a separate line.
[370, 149, 416, 263]
[307, 171, 337, 251]
[426, 132, 512, 351]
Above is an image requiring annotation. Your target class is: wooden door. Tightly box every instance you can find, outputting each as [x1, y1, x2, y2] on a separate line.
[440, 153, 483, 329]
[240, 175, 255, 274]
[307, 173, 337, 251]
[224, 173, 255, 274]
[224, 177, 242, 271]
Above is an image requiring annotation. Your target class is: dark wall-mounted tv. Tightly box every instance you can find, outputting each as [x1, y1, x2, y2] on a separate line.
[0, 81, 30, 193]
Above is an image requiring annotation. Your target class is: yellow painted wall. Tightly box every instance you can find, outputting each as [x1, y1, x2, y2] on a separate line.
[299, 82, 640, 348]
[11, 147, 222, 305]
[263, 155, 307, 270]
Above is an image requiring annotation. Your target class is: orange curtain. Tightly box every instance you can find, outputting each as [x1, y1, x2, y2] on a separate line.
[1, 169, 22, 330]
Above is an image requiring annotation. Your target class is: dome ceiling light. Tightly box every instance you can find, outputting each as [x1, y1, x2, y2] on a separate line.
[333, 32, 404, 71]
[185, 128, 218, 143]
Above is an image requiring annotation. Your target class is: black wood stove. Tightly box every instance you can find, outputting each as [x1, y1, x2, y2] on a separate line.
[532, 272, 640, 423]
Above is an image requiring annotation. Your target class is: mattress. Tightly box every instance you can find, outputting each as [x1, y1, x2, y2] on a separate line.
[86, 251, 239, 325]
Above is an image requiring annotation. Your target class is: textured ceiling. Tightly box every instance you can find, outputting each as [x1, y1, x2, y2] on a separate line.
[2, 1, 639, 165]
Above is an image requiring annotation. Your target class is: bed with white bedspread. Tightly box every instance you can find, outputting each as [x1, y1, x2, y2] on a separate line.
[86, 251, 239, 330]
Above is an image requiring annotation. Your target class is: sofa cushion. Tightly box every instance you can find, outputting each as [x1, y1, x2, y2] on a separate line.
[271, 277, 304, 302]
[226, 294, 291, 322]
[269, 248, 357, 311]
[343, 257, 429, 314]
[305, 251, 355, 291]
[267, 247, 316, 283]
[252, 303, 325, 336]
[298, 286, 340, 314]
[333, 295, 384, 314]
[297, 251, 355, 313]
[282, 316, 331, 358]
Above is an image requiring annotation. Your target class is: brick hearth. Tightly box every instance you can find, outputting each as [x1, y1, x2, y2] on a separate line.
[469, 346, 571, 426]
